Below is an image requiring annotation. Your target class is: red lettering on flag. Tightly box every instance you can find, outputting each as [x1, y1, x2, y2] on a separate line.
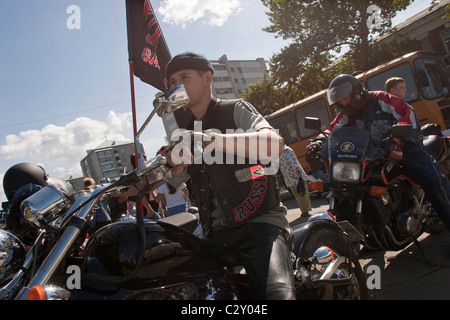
[146, 27, 161, 51]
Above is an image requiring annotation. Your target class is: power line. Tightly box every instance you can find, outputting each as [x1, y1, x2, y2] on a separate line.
[0, 94, 154, 129]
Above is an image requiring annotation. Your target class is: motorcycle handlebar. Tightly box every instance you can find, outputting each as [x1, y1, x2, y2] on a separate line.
[15, 154, 171, 299]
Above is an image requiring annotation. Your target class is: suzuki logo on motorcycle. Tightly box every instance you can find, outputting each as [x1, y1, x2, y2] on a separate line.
[340, 142, 355, 152]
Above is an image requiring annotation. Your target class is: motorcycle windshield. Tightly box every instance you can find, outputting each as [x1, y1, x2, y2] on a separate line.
[327, 127, 369, 162]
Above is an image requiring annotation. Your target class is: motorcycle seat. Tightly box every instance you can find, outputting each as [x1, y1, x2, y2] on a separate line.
[423, 135, 445, 161]
[159, 212, 199, 233]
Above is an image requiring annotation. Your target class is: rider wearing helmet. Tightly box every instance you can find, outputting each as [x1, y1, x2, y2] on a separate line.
[327, 74, 366, 116]
[3, 163, 75, 240]
[3, 162, 48, 201]
[2, 163, 49, 242]
[307, 74, 450, 232]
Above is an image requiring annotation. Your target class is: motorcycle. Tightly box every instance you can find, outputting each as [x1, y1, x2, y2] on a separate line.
[421, 123, 450, 181]
[307, 177, 330, 200]
[0, 87, 368, 300]
[305, 117, 445, 257]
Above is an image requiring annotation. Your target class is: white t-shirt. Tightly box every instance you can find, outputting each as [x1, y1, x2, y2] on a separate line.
[157, 183, 187, 208]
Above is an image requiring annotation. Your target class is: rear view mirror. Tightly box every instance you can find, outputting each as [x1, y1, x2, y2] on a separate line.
[134, 85, 191, 171]
[153, 85, 190, 117]
[391, 124, 413, 138]
[304, 117, 322, 132]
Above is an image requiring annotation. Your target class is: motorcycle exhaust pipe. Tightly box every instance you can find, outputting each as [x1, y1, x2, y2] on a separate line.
[319, 256, 348, 280]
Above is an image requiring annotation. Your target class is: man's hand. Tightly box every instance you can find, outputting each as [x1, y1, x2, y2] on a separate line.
[157, 145, 190, 176]
[306, 139, 324, 157]
[387, 141, 403, 162]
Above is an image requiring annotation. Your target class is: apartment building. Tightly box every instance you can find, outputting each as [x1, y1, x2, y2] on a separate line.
[80, 139, 143, 183]
[374, 0, 450, 67]
[211, 55, 269, 99]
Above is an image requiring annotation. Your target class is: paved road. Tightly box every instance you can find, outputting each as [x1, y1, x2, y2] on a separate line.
[281, 191, 450, 300]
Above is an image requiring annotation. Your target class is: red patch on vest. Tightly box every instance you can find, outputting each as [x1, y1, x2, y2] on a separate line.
[232, 164, 268, 223]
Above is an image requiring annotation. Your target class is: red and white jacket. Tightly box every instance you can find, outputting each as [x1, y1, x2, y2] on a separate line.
[322, 91, 421, 145]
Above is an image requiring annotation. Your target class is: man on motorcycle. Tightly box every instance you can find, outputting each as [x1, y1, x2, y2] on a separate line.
[158, 52, 295, 299]
[307, 74, 450, 232]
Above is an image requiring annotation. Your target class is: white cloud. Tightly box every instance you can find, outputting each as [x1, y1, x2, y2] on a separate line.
[158, 0, 242, 27]
[0, 111, 133, 202]
[0, 108, 170, 203]
[0, 111, 132, 164]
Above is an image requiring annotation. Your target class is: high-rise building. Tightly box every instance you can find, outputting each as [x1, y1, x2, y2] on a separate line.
[80, 140, 143, 183]
[211, 55, 269, 99]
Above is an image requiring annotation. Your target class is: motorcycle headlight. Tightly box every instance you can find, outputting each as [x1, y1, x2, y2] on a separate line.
[21, 185, 69, 228]
[332, 162, 360, 182]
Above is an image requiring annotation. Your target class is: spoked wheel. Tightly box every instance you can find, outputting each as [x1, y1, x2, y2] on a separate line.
[297, 227, 369, 300]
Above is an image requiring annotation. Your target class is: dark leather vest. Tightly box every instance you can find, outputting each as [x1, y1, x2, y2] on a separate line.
[185, 99, 280, 235]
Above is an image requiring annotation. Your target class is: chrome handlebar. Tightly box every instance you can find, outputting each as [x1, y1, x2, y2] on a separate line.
[15, 153, 171, 299]
[11, 85, 190, 299]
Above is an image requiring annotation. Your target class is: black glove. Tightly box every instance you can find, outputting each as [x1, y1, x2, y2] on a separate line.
[306, 139, 324, 157]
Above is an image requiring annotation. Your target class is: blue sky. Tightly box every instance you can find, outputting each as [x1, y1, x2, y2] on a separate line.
[0, 0, 433, 202]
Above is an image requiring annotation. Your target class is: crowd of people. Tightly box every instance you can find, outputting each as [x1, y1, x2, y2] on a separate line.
[76, 151, 192, 227]
[93, 179, 190, 224]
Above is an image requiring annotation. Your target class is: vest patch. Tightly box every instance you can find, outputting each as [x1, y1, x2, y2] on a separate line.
[232, 164, 268, 223]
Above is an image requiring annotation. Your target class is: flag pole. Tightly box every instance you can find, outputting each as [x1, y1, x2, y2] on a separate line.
[129, 60, 139, 170]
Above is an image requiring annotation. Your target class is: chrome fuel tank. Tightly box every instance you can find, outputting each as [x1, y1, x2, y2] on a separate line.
[0, 229, 26, 286]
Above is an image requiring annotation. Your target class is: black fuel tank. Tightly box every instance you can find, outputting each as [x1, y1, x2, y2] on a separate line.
[84, 219, 218, 281]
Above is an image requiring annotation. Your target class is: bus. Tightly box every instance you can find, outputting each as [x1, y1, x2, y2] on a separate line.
[266, 51, 450, 170]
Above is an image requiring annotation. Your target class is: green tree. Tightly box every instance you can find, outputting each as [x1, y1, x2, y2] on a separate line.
[242, 78, 302, 115]
[247, 1, 437, 115]
[262, 0, 412, 72]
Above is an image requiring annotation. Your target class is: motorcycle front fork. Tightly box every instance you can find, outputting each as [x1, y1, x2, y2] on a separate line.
[329, 196, 363, 229]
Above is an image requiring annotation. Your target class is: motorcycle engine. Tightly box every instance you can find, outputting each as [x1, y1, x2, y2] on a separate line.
[396, 195, 422, 237]
[127, 282, 201, 300]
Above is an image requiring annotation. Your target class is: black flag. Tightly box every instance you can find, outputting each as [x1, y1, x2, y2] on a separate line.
[126, 0, 171, 91]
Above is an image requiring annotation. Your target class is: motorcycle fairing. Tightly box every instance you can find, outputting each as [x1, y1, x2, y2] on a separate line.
[327, 127, 370, 163]
[381, 161, 419, 186]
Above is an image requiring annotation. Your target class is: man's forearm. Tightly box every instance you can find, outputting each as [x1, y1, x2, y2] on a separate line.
[211, 129, 284, 161]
